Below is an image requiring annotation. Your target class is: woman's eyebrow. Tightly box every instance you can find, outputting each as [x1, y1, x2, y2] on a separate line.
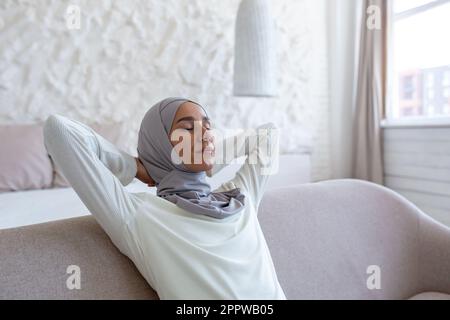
[176, 116, 210, 123]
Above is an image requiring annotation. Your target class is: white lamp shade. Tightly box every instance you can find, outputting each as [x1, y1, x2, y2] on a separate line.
[233, 0, 277, 97]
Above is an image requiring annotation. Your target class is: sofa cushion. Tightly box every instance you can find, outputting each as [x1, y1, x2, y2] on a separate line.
[409, 292, 450, 300]
[0, 123, 53, 193]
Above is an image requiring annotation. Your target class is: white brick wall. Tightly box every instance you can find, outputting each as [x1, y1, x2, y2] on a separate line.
[0, 0, 331, 181]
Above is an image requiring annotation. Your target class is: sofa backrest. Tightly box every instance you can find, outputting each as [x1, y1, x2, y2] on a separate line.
[0, 216, 157, 299]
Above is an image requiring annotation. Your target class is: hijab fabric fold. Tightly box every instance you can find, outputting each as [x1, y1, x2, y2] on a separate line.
[137, 97, 245, 219]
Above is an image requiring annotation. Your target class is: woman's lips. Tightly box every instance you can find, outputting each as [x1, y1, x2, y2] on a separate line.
[195, 146, 215, 154]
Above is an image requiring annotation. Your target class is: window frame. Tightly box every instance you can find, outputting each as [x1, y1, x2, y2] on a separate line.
[383, 0, 450, 128]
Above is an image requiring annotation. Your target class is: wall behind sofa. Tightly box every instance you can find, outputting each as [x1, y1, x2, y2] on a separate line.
[0, 0, 331, 181]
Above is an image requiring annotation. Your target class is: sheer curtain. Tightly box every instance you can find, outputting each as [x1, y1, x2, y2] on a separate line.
[351, 0, 387, 185]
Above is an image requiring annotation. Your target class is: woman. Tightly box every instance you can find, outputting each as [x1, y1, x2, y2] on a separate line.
[43, 97, 286, 299]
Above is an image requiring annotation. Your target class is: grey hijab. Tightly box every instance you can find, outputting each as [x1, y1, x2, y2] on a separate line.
[137, 97, 245, 219]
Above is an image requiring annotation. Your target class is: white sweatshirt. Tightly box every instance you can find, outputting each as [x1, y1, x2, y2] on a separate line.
[43, 115, 286, 300]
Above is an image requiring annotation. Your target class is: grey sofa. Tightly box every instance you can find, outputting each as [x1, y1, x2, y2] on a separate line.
[1, 179, 449, 299]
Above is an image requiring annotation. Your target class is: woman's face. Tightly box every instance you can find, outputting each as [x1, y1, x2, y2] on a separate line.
[169, 102, 215, 172]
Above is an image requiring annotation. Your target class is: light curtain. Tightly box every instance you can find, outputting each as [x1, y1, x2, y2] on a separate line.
[351, 0, 387, 185]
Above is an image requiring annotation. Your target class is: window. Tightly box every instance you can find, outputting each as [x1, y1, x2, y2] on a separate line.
[401, 75, 415, 99]
[444, 87, 450, 98]
[443, 71, 450, 86]
[426, 73, 434, 87]
[443, 104, 450, 114]
[387, 0, 450, 120]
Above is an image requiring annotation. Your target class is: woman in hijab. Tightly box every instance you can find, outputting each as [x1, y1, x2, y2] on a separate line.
[43, 97, 286, 300]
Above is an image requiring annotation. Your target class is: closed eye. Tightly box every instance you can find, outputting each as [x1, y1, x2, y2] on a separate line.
[176, 116, 211, 127]
[179, 120, 211, 131]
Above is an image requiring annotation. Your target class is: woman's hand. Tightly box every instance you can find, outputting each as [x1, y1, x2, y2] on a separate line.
[135, 157, 156, 187]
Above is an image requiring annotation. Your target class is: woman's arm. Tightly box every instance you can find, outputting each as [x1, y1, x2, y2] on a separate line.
[43, 115, 140, 256]
[209, 123, 280, 210]
[208, 123, 279, 178]
[45, 115, 138, 186]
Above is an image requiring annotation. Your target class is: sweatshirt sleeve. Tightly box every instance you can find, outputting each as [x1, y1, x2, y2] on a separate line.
[44, 114, 137, 186]
[210, 122, 280, 212]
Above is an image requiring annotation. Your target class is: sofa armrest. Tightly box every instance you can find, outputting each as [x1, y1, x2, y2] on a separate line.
[258, 179, 431, 299]
[418, 214, 450, 294]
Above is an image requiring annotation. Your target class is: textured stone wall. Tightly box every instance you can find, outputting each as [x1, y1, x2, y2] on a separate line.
[0, 0, 330, 181]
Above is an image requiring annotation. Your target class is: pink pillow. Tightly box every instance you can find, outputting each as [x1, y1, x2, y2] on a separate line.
[52, 122, 124, 187]
[0, 123, 53, 192]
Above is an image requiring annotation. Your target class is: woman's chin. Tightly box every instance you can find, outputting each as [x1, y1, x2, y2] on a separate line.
[184, 161, 214, 173]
